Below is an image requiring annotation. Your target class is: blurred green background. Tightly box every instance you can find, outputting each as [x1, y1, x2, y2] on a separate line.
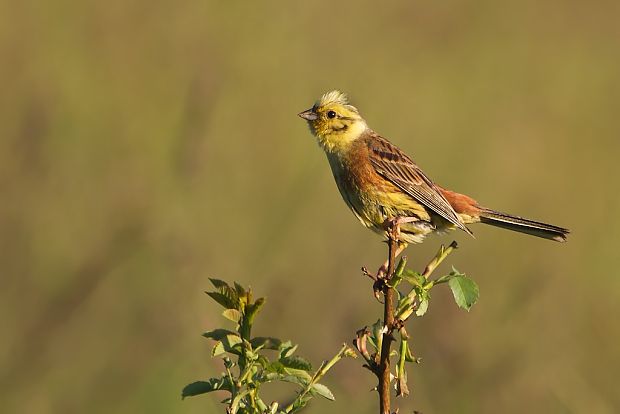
[1, 0, 619, 413]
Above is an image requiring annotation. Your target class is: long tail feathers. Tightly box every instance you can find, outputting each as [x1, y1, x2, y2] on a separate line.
[478, 208, 569, 242]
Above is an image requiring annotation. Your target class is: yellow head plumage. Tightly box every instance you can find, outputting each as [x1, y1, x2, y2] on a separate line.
[298, 90, 367, 153]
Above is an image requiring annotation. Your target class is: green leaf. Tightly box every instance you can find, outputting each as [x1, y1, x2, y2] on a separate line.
[448, 275, 479, 311]
[255, 355, 270, 369]
[415, 298, 429, 316]
[212, 341, 225, 357]
[222, 308, 242, 323]
[271, 373, 309, 386]
[370, 319, 383, 351]
[209, 278, 230, 290]
[279, 343, 298, 359]
[233, 281, 247, 297]
[206, 291, 237, 309]
[181, 378, 230, 399]
[265, 361, 286, 374]
[310, 383, 335, 400]
[207, 280, 240, 310]
[203, 329, 238, 341]
[222, 334, 242, 347]
[280, 355, 312, 371]
[278, 340, 292, 350]
[401, 269, 426, 287]
[283, 368, 312, 382]
[251, 336, 282, 350]
[261, 368, 311, 386]
[212, 334, 243, 357]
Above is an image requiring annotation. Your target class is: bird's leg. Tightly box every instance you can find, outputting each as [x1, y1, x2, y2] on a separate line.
[386, 216, 419, 240]
[375, 216, 416, 278]
[371, 218, 411, 301]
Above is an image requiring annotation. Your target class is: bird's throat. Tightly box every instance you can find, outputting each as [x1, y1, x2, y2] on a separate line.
[315, 122, 367, 154]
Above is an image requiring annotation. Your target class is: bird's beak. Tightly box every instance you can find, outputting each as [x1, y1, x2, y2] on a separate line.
[298, 109, 318, 121]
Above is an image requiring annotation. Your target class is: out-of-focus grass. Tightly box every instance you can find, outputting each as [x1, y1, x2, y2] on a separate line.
[1, 1, 619, 413]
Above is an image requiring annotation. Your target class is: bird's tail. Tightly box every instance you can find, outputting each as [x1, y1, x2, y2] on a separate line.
[478, 208, 569, 242]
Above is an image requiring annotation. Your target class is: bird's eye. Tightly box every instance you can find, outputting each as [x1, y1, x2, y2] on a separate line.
[327, 110, 337, 119]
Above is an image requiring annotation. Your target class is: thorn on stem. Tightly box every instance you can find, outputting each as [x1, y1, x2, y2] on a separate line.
[362, 266, 377, 281]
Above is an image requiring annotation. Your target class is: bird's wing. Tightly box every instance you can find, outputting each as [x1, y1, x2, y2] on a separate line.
[366, 132, 473, 235]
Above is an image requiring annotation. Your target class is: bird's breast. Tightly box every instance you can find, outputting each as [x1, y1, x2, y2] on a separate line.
[325, 144, 431, 229]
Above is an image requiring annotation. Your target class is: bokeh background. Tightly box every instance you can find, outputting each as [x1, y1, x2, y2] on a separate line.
[2, 1, 619, 413]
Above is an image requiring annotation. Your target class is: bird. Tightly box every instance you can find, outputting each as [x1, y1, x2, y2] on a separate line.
[298, 90, 568, 261]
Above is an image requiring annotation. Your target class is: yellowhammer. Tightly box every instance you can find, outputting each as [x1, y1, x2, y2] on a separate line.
[299, 90, 568, 259]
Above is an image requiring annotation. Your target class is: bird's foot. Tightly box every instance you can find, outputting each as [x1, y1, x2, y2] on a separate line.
[385, 216, 418, 241]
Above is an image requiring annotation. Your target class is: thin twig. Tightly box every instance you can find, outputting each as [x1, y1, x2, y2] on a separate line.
[284, 344, 354, 413]
[422, 241, 458, 279]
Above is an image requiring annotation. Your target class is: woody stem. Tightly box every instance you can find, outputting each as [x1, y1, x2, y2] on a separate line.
[378, 225, 398, 414]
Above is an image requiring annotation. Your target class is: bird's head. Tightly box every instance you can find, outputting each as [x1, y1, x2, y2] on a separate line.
[298, 90, 367, 153]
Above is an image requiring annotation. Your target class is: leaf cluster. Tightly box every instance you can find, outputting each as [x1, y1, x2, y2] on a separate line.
[182, 279, 355, 414]
[355, 243, 479, 398]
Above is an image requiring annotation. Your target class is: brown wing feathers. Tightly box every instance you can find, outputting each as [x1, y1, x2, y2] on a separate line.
[363, 132, 568, 242]
[366, 133, 473, 235]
